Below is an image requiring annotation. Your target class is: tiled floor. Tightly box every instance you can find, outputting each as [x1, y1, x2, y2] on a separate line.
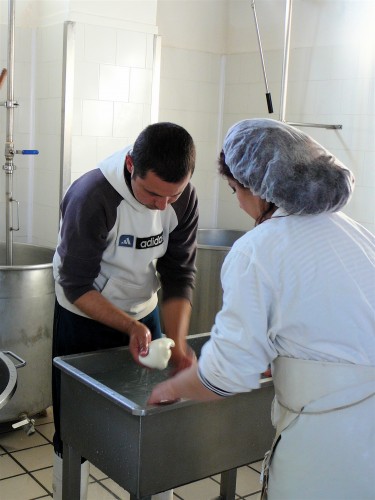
[0, 407, 263, 500]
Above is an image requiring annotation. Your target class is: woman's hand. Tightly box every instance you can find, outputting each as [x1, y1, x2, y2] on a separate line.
[148, 378, 180, 405]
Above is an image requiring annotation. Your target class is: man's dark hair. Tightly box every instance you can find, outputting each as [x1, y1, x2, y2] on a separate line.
[131, 122, 196, 182]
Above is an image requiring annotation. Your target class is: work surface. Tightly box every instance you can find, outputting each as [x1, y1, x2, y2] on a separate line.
[54, 333, 275, 499]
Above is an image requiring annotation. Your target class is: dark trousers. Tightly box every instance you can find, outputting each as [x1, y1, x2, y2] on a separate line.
[52, 299, 161, 456]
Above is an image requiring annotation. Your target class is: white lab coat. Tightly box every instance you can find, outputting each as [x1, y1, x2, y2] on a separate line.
[198, 210, 375, 498]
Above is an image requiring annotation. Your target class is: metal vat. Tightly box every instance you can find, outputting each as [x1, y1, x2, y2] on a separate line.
[54, 333, 274, 499]
[189, 229, 245, 334]
[0, 242, 55, 422]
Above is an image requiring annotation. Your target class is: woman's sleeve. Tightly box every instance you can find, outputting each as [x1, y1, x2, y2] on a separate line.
[198, 246, 278, 395]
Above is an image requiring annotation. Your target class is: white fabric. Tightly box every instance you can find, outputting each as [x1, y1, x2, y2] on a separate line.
[199, 210, 375, 393]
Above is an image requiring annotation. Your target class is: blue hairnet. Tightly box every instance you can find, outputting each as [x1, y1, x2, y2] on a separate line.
[223, 118, 355, 215]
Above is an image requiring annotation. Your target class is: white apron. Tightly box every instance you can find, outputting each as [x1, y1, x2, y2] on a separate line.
[261, 357, 375, 500]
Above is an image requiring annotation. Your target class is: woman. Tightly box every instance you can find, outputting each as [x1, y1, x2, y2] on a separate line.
[148, 119, 375, 499]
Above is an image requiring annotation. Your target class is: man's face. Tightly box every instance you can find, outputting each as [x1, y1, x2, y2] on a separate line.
[125, 156, 190, 210]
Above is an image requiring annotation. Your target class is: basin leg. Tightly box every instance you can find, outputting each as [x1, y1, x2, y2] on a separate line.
[62, 442, 81, 500]
[129, 495, 151, 500]
[219, 468, 237, 500]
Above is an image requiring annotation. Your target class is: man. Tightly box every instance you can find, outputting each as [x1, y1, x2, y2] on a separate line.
[52, 122, 198, 499]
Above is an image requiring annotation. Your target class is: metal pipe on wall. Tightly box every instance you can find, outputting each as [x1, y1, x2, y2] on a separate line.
[3, 0, 17, 265]
[2, 0, 39, 265]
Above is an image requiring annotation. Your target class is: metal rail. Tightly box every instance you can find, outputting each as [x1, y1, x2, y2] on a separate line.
[279, 0, 342, 130]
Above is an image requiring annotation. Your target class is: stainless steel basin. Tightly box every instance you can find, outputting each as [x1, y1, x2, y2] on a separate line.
[54, 333, 274, 499]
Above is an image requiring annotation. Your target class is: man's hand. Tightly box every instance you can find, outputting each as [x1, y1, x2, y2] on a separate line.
[128, 320, 152, 363]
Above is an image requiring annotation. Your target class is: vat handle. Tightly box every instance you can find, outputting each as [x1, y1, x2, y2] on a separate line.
[3, 350, 26, 368]
[11, 198, 19, 231]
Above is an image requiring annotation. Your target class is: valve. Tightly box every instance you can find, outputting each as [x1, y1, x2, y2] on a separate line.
[12, 413, 36, 435]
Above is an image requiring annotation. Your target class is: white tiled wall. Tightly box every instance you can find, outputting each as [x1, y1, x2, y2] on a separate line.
[70, 22, 156, 184]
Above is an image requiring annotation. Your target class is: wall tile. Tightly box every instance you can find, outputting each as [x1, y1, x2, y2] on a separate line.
[97, 137, 131, 162]
[113, 102, 144, 138]
[81, 100, 113, 137]
[99, 65, 130, 102]
[71, 136, 98, 176]
[84, 25, 116, 64]
[116, 30, 147, 68]
[129, 68, 152, 104]
[74, 62, 99, 100]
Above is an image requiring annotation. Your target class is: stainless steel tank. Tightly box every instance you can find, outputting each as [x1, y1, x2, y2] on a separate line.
[189, 229, 245, 335]
[0, 242, 55, 422]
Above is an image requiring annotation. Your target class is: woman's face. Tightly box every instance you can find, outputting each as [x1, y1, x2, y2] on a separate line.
[227, 178, 265, 221]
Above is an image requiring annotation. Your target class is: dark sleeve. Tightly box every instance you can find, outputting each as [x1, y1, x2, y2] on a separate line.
[156, 183, 199, 305]
[56, 169, 122, 303]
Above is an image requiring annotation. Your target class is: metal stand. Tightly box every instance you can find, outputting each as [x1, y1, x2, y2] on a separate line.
[62, 443, 82, 500]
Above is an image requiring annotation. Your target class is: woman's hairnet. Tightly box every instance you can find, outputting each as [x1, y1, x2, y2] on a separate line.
[223, 118, 354, 215]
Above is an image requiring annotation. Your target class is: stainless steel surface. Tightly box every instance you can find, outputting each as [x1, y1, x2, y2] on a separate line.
[55, 333, 274, 499]
[0, 242, 55, 422]
[189, 229, 245, 334]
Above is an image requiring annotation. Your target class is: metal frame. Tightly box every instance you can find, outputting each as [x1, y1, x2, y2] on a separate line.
[59, 21, 75, 203]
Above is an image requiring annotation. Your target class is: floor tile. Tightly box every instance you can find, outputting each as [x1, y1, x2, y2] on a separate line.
[34, 406, 54, 426]
[99, 477, 131, 499]
[0, 473, 49, 499]
[0, 453, 25, 479]
[11, 443, 54, 471]
[0, 428, 49, 452]
[233, 465, 262, 496]
[88, 480, 120, 499]
[31, 466, 53, 494]
[174, 476, 223, 500]
[89, 463, 108, 481]
[249, 460, 263, 473]
[243, 492, 261, 499]
[35, 422, 55, 442]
